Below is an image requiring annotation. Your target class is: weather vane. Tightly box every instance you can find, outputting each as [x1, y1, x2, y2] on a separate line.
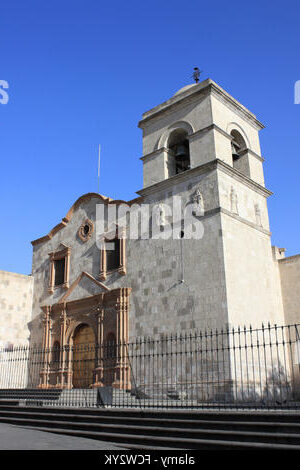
[192, 67, 202, 83]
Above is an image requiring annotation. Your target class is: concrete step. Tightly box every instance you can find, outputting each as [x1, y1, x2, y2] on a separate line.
[4, 388, 297, 410]
[1, 402, 300, 421]
[19, 425, 300, 450]
[1, 407, 300, 434]
[0, 389, 62, 400]
[1, 404, 300, 449]
[1, 412, 300, 446]
[1, 403, 300, 421]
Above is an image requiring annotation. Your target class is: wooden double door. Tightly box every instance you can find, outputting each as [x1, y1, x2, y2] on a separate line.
[73, 324, 95, 388]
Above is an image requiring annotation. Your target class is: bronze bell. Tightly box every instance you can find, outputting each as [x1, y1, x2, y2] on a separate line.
[231, 143, 240, 161]
[174, 144, 188, 160]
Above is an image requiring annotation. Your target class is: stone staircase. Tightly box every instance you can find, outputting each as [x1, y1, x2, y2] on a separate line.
[0, 388, 62, 406]
[48, 388, 197, 408]
[0, 388, 199, 408]
[56, 389, 143, 408]
[0, 403, 300, 449]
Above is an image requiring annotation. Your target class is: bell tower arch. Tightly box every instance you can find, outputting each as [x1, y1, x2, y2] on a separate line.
[138, 78, 266, 189]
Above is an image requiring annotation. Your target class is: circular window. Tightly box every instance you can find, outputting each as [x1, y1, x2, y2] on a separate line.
[78, 219, 94, 242]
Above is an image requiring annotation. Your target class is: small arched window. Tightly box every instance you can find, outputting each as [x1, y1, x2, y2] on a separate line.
[230, 130, 246, 167]
[168, 129, 190, 176]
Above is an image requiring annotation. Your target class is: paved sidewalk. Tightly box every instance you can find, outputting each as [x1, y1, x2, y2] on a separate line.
[0, 423, 123, 450]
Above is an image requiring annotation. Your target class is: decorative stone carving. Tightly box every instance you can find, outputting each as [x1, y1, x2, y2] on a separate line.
[78, 218, 94, 242]
[191, 187, 204, 216]
[230, 187, 239, 215]
[254, 203, 262, 226]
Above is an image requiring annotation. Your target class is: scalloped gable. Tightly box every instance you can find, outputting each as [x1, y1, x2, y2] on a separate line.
[31, 192, 143, 247]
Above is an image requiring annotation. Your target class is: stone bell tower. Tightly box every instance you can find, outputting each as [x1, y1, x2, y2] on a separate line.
[139, 79, 265, 189]
[138, 78, 285, 329]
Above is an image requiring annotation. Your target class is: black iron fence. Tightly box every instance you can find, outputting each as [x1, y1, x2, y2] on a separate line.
[1, 323, 300, 409]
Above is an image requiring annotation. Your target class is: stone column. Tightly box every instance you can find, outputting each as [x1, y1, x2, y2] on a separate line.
[39, 306, 51, 389]
[112, 288, 131, 390]
[118, 237, 126, 275]
[58, 306, 69, 388]
[122, 292, 130, 390]
[92, 306, 105, 388]
[113, 298, 122, 388]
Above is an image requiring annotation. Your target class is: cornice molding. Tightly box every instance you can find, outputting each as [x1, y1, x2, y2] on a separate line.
[279, 254, 300, 264]
[48, 244, 71, 260]
[140, 147, 170, 162]
[209, 83, 264, 130]
[138, 82, 211, 127]
[218, 207, 271, 236]
[239, 148, 265, 162]
[188, 123, 232, 142]
[216, 159, 272, 197]
[182, 206, 270, 237]
[140, 126, 264, 164]
[138, 79, 264, 131]
[44, 286, 132, 315]
[137, 160, 217, 197]
[137, 159, 272, 199]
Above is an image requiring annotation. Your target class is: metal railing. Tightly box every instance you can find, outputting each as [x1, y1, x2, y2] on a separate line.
[0, 323, 300, 409]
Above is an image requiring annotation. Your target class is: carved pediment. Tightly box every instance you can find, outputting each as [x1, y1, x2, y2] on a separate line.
[57, 271, 110, 304]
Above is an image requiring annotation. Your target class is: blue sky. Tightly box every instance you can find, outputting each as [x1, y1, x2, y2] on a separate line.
[1, 0, 299, 274]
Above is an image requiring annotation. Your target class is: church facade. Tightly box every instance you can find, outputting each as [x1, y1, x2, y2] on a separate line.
[16, 78, 300, 390]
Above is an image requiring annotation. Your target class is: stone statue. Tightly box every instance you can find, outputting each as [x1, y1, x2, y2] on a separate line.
[230, 187, 239, 215]
[191, 188, 204, 216]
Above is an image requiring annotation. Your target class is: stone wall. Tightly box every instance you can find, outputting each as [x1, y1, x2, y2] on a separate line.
[30, 169, 229, 344]
[217, 167, 285, 328]
[0, 270, 33, 347]
[279, 255, 300, 325]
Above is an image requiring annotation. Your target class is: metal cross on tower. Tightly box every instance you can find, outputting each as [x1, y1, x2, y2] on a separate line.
[192, 67, 202, 83]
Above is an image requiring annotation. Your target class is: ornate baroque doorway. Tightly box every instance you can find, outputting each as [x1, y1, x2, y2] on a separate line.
[72, 324, 95, 388]
[39, 287, 131, 390]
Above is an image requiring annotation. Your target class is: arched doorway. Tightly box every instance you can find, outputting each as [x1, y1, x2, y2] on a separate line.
[73, 324, 95, 388]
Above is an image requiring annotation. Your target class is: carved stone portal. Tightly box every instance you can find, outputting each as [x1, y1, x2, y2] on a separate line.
[39, 287, 131, 390]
